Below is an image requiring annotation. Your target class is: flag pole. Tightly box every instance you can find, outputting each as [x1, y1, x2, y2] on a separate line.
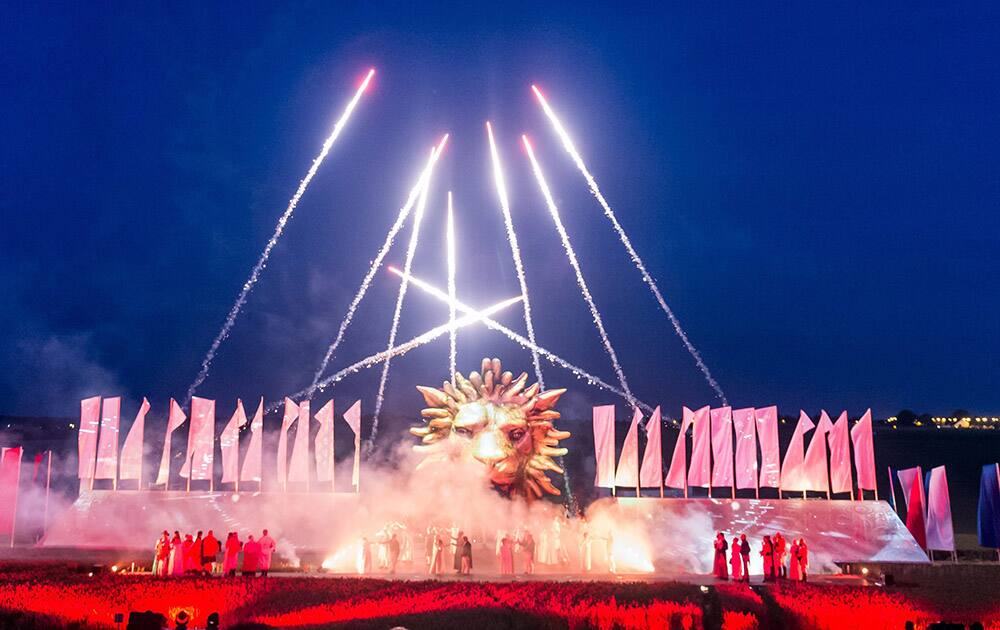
[10, 450, 21, 548]
[43, 451, 52, 532]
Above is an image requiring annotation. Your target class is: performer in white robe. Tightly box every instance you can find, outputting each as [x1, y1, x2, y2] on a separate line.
[579, 531, 592, 573]
[429, 535, 444, 575]
[257, 530, 276, 576]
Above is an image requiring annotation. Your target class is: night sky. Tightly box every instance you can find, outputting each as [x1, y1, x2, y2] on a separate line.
[2, 2, 998, 421]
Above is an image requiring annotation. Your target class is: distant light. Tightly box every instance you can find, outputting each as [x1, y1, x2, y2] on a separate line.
[699, 585, 710, 593]
[111, 565, 119, 573]
[861, 567, 869, 576]
[69, 423, 76, 429]
[87, 572, 94, 577]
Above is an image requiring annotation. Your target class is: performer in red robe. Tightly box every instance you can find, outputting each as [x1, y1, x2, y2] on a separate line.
[223, 532, 241, 577]
[789, 539, 800, 581]
[729, 537, 742, 581]
[772, 532, 787, 579]
[739, 534, 751, 582]
[760, 536, 774, 581]
[797, 538, 809, 582]
[712, 532, 729, 579]
[242, 535, 260, 576]
[499, 536, 515, 575]
[201, 530, 220, 575]
[181, 534, 196, 574]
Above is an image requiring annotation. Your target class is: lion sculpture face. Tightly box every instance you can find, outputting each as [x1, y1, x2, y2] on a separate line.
[410, 357, 570, 500]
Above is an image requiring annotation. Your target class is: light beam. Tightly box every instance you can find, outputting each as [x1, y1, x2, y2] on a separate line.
[305, 134, 449, 400]
[274, 295, 524, 411]
[522, 134, 635, 408]
[446, 191, 458, 383]
[185, 69, 376, 405]
[388, 266, 653, 413]
[486, 121, 545, 390]
[531, 84, 727, 405]
[370, 144, 440, 446]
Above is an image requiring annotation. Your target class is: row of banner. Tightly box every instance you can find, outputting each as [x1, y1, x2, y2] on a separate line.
[593, 405, 878, 495]
[77, 396, 363, 490]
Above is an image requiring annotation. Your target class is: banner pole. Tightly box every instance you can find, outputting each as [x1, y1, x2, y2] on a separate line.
[10, 450, 21, 548]
[43, 451, 52, 532]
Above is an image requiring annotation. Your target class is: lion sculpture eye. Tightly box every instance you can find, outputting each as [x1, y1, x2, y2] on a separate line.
[508, 428, 526, 442]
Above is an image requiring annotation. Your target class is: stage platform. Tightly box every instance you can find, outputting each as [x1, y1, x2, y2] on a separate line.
[42, 491, 927, 574]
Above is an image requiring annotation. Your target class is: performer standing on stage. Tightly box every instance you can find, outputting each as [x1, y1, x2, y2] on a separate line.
[729, 536, 742, 581]
[773, 532, 787, 579]
[520, 532, 536, 575]
[713, 532, 729, 579]
[429, 534, 444, 576]
[739, 534, 751, 581]
[797, 538, 809, 582]
[242, 535, 261, 576]
[258, 529, 276, 577]
[223, 532, 241, 577]
[460, 536, 473, 575]
[760, 536, 774, 582]
[499, 535, 515, 575]
[154, 531, 170, 577]
[202, 530, 219, 575]
[388, 534, 401, 574]
[789, 538, 800, 581]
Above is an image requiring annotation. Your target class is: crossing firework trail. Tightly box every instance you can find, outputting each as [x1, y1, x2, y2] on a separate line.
[531, 85, 727, 405]
[370, 146, 440, 447]
[275, 295, 524, 411]
[305, 135, 449, 400]
[446, 191, 458, 383]
[486, 121, 545, 391]
[522, 134, 636, 408]
[388, 267, 653, 413]
[185, 69, 375, 405]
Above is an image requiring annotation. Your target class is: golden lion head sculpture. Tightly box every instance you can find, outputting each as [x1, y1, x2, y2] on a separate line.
[410, 357, 570, 500]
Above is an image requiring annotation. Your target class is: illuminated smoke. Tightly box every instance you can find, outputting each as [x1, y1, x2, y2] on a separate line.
[531, 85, 727, 405]
[522, 134, 635, 408]
[387, 267, 653, 413]
[486, 121, 544, 390]
[446, 191, 458, 383]
[370, 146, 440, 446]
[275, 295, 525, 408]
[305, 135, 449, 401]
[185, 69, 376, 405]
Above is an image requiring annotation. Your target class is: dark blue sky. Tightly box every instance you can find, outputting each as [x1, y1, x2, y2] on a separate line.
[2, 2, 998, 420]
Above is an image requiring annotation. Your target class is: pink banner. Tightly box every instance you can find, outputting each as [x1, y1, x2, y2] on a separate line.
[710, 406, 734, 488]
[240, 398, 264, 483]
[155, 399, 186, 486]
[593, 405, 616, 488]
[220, 400, 247, 484]
[614, 408, 642, 488]
[925, 465, 955, 551]
[288, 400, 311, 484]
[851, 409, 877, 491]
[732, 407, 757, 490]
[343, 400, 361, 487]
[828, 411, 853, 495]
[664, 407, 692, 490]
[781, 411, 815, 492]
[93, 397, 121, 480]
[802, 410, 834, 493]
[755, 406, 780, 488]
[78, 396, 101, 480]
[119, 398, 150, 481]
[639, 406, 663, 488]
[180, 397, 215, 481]
[277, 398, 299, 487]
[0, 447, 22, 537]
[897, 466, 919, 510]
[688, 406, 711, 488]
[901, 466, 927, 549]
[315, 399, 335, 484]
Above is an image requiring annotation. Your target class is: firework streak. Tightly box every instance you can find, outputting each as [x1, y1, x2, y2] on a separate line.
[185, 69, 375, 404]
[531, 84, 727, 405]
[305, 135, 450, 401]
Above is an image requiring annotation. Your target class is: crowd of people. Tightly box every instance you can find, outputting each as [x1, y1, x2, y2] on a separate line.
[152, 529, 277, 577]
[419, 527, 542, 577]
[712, 531, 809, 582]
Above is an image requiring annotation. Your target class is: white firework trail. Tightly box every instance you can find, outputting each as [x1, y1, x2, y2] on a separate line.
[387, 267, 653, 414]
[184, 69, 376, 405]
[486, 121, 545, 391]
[305, 135, 449, 400]
[370, 146, 440, 446]
[446, 191, 458, 384]
[531, 85, 728, 405]
[274, 295, 524, 411]
[522, 134, 636, 408]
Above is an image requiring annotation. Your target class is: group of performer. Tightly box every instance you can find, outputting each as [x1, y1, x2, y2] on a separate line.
[713, 531, 809, 582]
[152, 529, 277, 577]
